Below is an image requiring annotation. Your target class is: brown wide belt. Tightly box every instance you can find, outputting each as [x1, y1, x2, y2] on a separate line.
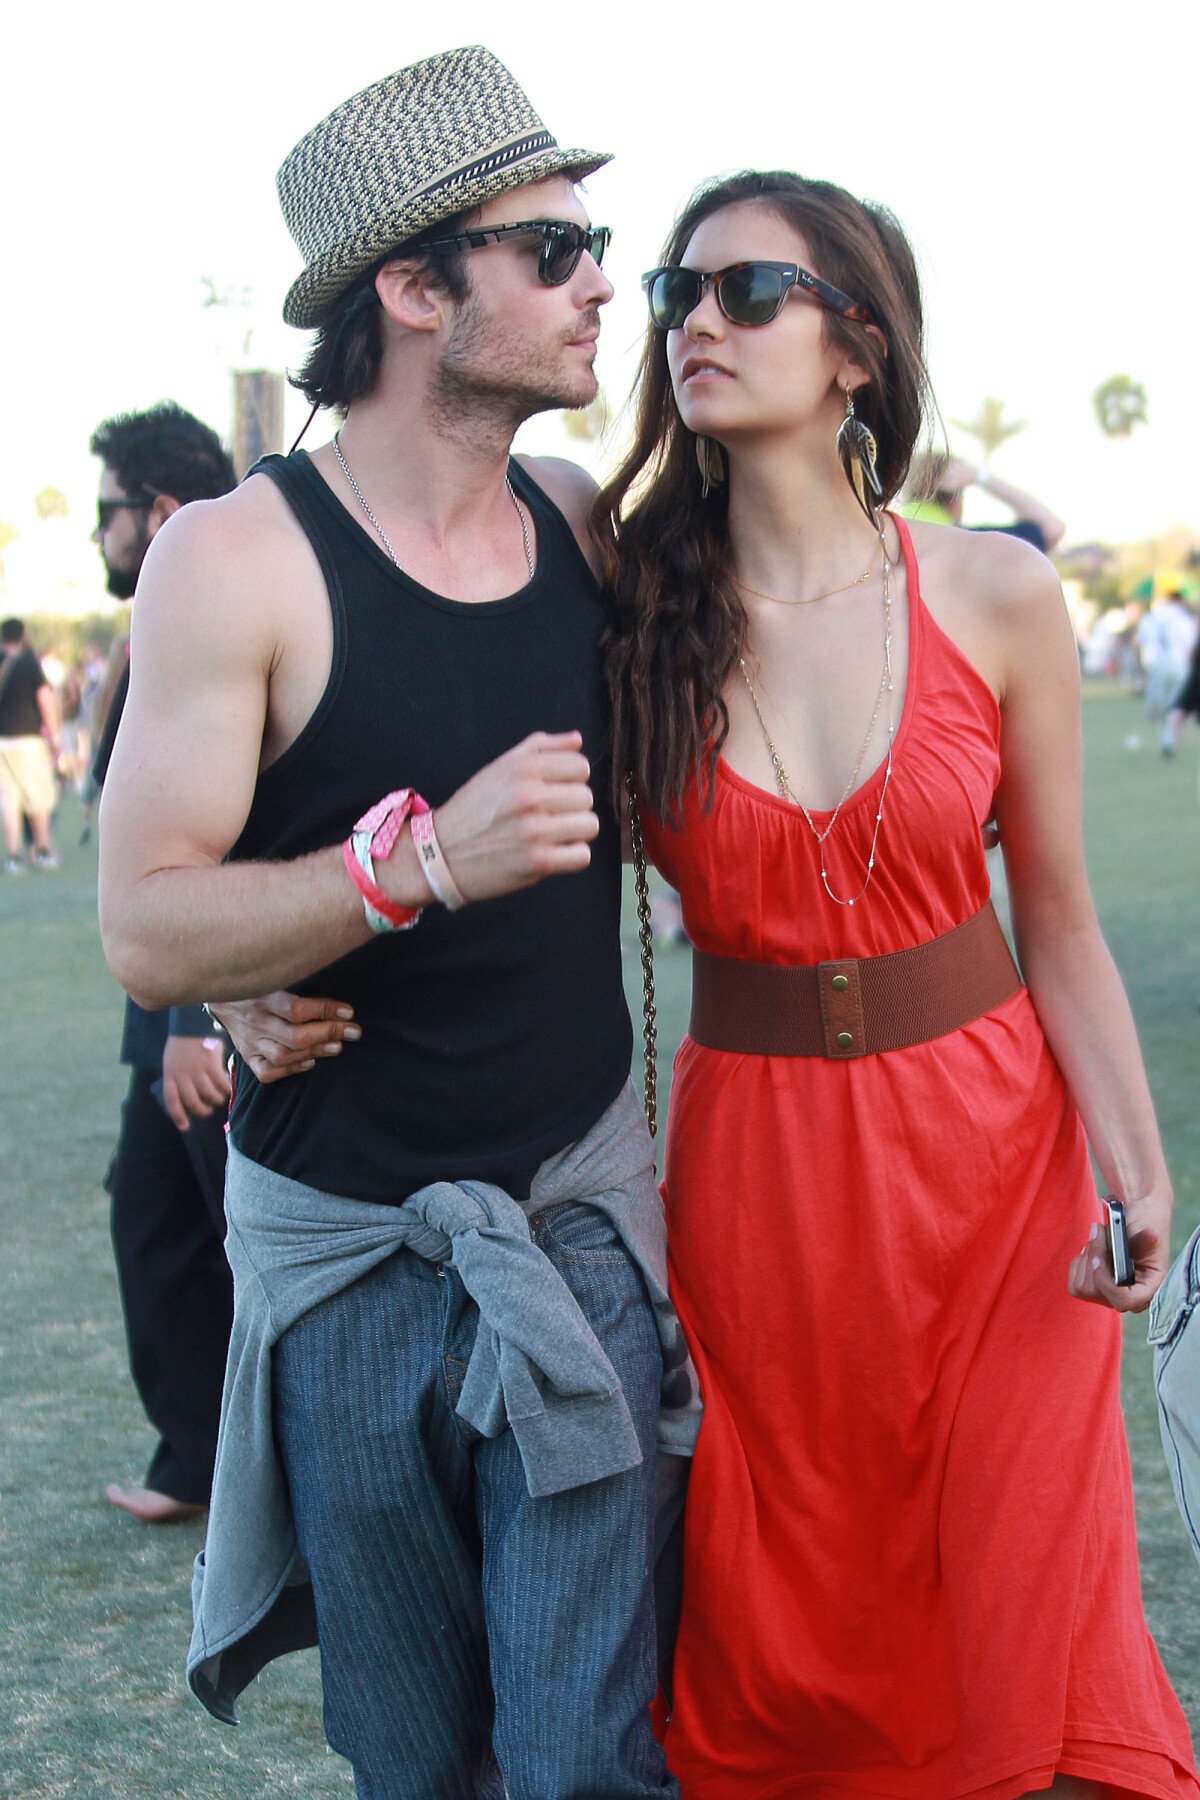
[689, 901, 1022, 1059]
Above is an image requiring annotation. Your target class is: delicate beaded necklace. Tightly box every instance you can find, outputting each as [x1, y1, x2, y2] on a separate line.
[332, 432, 535, 582]
[737, 526, 896, 908]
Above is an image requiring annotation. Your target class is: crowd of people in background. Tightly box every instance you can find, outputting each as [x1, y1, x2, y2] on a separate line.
[0, 616, 63, 871]
[0, 625, 122, 867]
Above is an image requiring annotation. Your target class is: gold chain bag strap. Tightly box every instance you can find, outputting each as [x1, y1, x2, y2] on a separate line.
[625, 774, 658, 1139]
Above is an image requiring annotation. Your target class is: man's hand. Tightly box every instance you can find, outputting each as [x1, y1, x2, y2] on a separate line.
[161, 1034, 232, 1132]
[208, 992, 360, 1085]
[392, 730, 599, 907]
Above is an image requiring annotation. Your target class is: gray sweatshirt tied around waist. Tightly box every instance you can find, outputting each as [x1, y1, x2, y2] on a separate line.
[188, 1080, 700, 1724]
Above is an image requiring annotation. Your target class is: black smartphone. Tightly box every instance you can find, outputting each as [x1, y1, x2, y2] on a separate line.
[1103, 1197, 1136, 1287]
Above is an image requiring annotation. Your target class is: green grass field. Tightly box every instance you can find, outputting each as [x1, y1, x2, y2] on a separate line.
[2, 690, 1199, 1798]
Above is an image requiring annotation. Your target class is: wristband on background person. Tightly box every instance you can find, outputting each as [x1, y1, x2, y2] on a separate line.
[342, 788, 430, 933]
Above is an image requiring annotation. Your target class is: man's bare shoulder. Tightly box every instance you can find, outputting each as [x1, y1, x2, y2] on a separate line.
[515, 455, 598, 526]
[132, 472, 305, 626]
[515, 455, 600, 573]
[147, 471, 295, 562]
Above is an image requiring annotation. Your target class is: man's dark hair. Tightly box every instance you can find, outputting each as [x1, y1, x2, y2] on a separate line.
[1, 617, 24, 645]
[89, 402, 236, 502]
[290, 212, 474, 414]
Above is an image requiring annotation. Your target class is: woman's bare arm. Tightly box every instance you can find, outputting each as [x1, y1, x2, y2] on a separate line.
[986, 537, 1171, 1312]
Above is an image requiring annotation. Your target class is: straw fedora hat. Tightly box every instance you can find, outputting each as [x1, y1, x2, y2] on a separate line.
[278, 46, 612, 330]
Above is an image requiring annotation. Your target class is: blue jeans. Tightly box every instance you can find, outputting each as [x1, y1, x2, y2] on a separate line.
[272, 1199, 677, 1800]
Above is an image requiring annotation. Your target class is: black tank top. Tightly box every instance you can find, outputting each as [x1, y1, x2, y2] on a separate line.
[227, 451, 631, 1203]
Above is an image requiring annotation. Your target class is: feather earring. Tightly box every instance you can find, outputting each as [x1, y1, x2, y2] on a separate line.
[835, 387, 883, 525]
[696, 434, 726, 499]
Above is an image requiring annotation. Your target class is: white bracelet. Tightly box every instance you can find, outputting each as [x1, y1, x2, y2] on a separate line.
[410, 810, 467, 910]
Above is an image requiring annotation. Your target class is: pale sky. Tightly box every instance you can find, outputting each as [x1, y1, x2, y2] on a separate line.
[4, 0, 1195, 610]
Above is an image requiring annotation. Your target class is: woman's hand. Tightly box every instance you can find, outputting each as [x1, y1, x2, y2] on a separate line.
[1068, 1190, 1174, 1314]
[208, 991, 360, 1085]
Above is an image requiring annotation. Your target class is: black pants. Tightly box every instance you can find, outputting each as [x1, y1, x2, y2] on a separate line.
[108, 1068, 233, 1503]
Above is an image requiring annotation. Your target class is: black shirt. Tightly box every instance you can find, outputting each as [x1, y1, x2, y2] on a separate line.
[227, 452, 632, 1204]
[0, 646, 47, 737]
[970, 520, 1048, 552]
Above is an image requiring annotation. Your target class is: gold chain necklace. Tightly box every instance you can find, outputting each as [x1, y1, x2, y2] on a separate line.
[736, 530, 896, 908]
[734, 537, 880, 607]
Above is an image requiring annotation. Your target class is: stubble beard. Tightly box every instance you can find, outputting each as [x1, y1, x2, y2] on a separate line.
[103, 531, 150, 601]
[431, 294, 599, 450]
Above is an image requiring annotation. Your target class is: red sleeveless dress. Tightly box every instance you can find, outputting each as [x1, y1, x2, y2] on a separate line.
[641, 519, 1198, 1800]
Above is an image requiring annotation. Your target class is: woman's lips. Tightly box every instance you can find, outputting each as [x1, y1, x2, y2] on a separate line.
[680, 359, 732, 384]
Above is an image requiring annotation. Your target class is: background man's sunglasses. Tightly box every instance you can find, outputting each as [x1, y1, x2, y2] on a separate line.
[642, 261, 874, 330]
[96, 497, 154, 530]
[419, 220, 612, 286]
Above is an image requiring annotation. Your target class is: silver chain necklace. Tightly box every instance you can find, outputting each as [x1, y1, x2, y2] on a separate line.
[737, 528, 896, 908]
[332, 432, 534, 583]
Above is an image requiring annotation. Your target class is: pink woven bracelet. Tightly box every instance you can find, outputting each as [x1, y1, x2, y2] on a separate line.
[342, 835, 420, 929]
[354, 787, 430, 858]
[410, 809, 467, 910]
[342, 788, 431, 931]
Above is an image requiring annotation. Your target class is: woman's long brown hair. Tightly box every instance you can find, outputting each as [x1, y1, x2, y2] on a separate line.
[595, 171, 931, 825]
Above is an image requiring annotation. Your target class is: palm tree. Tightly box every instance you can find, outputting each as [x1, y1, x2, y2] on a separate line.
[950, 397, 1026, 462]
[34, 487, 68, 521]
[1092, 374, 1148, 438]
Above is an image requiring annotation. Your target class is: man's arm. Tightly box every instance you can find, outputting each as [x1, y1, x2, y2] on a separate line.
[36, 680, 62, 762]
[975, 468, 1065, 553]
[99, 491, 600, 1009]
[98, 493, 374, 1006]
[939, 457, 1066, 553]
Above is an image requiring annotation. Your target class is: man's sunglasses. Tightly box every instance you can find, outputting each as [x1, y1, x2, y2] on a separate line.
[642, 261, 874, 330]
[419, 219, 612, 287]
[96, 497, 154, 531]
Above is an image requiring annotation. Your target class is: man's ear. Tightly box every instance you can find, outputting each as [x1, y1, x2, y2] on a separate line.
[147, 494, 181, 538]
[375, 259, 452, 334]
